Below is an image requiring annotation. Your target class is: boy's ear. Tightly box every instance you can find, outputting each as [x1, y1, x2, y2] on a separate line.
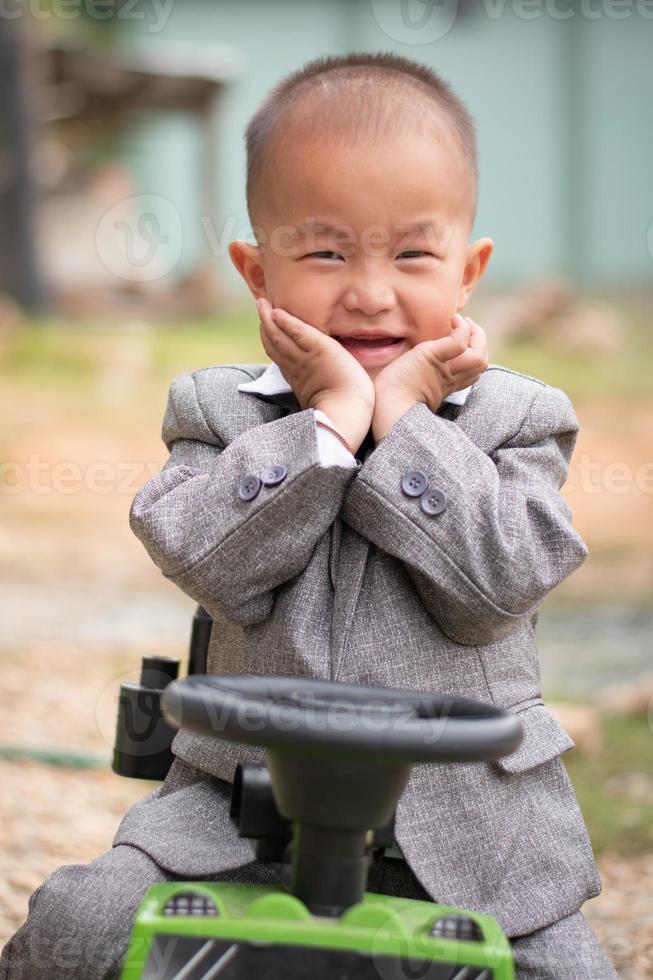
[228, 240, 268, 298]
[457, 237, 494, 309]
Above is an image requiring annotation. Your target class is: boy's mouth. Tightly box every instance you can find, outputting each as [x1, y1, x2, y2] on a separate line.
[335, 336, 402, 350]
[334, 335, 406, 364]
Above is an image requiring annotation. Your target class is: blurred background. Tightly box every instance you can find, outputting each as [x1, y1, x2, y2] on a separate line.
[1, 2, 651, 976]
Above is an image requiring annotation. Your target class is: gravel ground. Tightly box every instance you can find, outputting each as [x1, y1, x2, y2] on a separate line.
[586, 851, 653, 978]
[0, 760, 150, 942]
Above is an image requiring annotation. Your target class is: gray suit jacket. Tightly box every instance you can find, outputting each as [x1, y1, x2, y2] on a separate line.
[124, 361, 601, 937]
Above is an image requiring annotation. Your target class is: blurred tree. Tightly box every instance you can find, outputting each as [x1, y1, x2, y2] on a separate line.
[0, 21, 46, 312]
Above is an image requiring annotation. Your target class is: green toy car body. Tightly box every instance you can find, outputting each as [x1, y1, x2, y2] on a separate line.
[121, 881, 513, 979]
[115, 670, 524, 979]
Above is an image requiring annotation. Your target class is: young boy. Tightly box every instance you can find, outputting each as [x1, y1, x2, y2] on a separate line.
[1, 52, 617, 979]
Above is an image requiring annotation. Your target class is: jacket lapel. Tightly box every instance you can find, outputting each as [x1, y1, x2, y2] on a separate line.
[247, 388, 371, 677]
[245, 390, 459, 680]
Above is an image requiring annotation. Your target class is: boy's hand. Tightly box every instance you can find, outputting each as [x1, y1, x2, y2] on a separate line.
[257, 298, 375, 452]
[371, 314, 488, 442]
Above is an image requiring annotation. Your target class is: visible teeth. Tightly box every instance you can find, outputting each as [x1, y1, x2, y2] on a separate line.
[341, 337, 398, 345]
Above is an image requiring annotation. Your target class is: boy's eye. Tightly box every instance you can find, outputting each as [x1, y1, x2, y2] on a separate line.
[305, 250, 434, 260]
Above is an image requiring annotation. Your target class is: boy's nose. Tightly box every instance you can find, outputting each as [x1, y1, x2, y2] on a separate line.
[341, 279, 396, 316]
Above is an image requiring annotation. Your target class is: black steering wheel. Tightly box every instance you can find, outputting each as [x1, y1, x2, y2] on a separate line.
[161, 675, 524, 915]
[161, 674, 523, 764]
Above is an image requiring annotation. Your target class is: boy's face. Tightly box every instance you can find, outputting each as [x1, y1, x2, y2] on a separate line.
[231, 126, 493, 381]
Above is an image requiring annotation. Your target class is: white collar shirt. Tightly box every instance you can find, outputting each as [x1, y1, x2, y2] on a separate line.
[237, 361, 474, 468]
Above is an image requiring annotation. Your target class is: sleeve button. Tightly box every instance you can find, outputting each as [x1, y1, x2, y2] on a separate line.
[237, 474, 262, 501]
[400, 469, 428, 497]
[419, 487, 447, 515]
[260, 464, 287, 486]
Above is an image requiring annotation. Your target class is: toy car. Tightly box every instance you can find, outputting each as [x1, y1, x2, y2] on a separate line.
[117, 669, 523, 979]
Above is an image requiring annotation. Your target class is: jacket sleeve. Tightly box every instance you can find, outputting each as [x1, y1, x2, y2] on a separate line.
[129, 372, 360, 625]
[340, 385, 588, 646]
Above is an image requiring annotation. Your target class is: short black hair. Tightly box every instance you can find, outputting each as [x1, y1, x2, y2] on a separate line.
[245, 51, 478, 232]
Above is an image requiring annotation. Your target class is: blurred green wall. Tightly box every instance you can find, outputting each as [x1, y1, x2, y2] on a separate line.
[116, 0, 653, 298]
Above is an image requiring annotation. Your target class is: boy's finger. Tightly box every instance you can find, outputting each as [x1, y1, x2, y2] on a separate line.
[259, 301, 294, 341]
[450, 345, 489, 384]
[271, 306, 300, 324]
[433, 315, 469, 359]
[258, 302, 298, 359]
[269, 308, 316, 354]
[452, 313, 471, 341]
[272, 307, 320, 335]
[257, 297, 276, 332]
[464, 318, 488, 352]
[430, 337, 467, 364]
